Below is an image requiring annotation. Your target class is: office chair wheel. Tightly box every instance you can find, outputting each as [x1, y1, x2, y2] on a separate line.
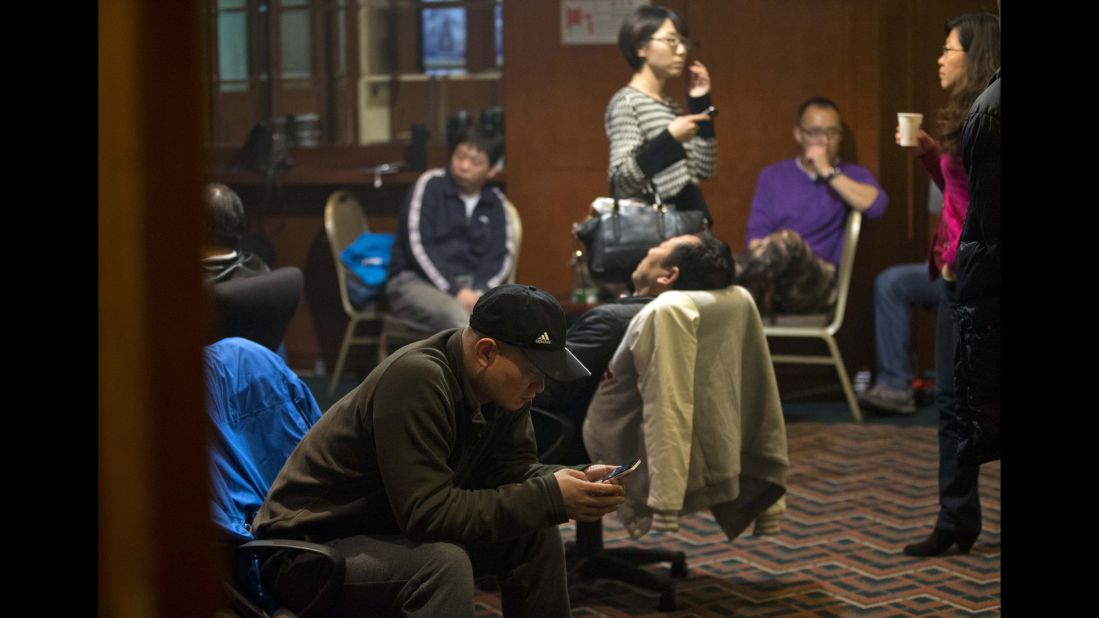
[659, 589, 677, 612]
[670, 557, 688, 579]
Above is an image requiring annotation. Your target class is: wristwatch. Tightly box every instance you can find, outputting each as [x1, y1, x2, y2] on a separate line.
[823, 166, 842, 182]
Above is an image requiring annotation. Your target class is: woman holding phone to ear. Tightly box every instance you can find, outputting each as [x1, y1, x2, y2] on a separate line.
[895, 12, 999, 557]
[606, 5, 717, 222]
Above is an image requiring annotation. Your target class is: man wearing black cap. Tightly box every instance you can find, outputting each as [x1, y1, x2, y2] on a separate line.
[254, 284, 626, 617]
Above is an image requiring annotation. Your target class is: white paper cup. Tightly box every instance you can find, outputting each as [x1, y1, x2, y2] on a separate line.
[897, 113, 924, 146]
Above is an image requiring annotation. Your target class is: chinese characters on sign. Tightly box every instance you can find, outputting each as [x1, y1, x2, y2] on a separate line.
[561, 0, 649, 45]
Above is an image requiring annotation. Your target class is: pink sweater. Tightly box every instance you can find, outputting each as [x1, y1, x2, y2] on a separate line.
[920, 149, 969, 279]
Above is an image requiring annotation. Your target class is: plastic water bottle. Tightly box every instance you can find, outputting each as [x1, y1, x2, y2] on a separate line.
[854, 369, 871, 395]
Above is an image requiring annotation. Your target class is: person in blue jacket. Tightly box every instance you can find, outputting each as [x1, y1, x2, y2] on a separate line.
[386, 126, 515, 333]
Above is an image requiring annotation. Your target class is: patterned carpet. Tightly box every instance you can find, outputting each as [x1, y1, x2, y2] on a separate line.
[475, 422, 1001, 617]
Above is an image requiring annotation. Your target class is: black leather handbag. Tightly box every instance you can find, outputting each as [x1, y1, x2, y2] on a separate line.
[573, 182, 710, 283]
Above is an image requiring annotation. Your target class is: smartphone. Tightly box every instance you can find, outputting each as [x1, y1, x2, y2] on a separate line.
[598, 459, 642, 483]
[703, 105, 718, 118]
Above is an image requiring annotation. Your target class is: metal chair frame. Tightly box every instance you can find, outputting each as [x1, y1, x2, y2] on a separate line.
[324, 190, 387, 396]
[503, 199, 522, 283]
[762, 210, 864, 423]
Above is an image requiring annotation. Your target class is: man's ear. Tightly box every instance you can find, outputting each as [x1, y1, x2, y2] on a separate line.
[656, 265, 681, 288]
[473, 337, 498, 369]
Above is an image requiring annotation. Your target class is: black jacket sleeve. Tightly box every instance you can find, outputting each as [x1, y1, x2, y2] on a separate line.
[535, 300, 651, 420]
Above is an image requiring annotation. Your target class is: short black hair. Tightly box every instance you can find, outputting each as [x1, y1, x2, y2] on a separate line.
[663, 232, 735, 291]
[452, 125, 504, 167]
[617, 5, 688, 71]
[796, 96, 841, 124]
[203, 183, 245, 250]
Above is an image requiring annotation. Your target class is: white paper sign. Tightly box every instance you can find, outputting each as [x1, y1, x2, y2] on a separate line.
[561, 0, 649, 45]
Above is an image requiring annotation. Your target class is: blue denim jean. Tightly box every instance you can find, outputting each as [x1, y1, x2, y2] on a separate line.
[872, 263, 941, 390]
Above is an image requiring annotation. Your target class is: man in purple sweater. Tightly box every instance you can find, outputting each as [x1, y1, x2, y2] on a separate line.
[740, 97, 888, 314]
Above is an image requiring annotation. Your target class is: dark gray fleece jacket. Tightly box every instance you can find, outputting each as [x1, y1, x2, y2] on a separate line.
[254, 328, 570, 544]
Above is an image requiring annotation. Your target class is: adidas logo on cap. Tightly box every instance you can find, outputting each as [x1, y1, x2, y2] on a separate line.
[536, 332, 552, 345]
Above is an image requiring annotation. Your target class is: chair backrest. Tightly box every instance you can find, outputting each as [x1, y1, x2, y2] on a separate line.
[619, 287, 778, 406]
[205, 337, 323, 542]
[584, 287, 785, 530]
[324, 190, 372, 316]
[826, 209, 862, 334]
[503, 199, 523, 284]
[211, 267, 304, 351]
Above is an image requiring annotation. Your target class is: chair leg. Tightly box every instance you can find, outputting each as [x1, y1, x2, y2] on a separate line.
[329, 318, 358, 397]
[578, 552, 680, 611]
[565, 519, 685, 611]
[824, 335, 862, 423]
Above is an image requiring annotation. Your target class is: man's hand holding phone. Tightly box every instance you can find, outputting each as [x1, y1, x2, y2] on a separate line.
[552, 460, 643, 522]
[593, 459, 642, 484]
[554, 467, 626, 522]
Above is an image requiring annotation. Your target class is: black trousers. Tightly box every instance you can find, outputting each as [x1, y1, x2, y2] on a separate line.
[933, 280, 982, 536]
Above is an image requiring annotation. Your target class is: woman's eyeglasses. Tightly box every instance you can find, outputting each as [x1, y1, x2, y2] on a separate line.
[647, 35, 693, 52]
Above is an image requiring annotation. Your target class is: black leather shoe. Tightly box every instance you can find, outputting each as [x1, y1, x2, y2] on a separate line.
[903, 528, 978, 557]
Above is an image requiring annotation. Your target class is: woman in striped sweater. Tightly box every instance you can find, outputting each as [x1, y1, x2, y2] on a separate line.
[606, 5, 717, 222]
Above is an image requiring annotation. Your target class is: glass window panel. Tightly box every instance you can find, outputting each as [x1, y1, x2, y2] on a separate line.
[217, 11, 249, 82]
[421, 6, 466, 73]
[218, 0, 246, 9]
[336, 2, 347, 76]
[280, 0, 309, 7]
[281, 8, 313, 78]
[495, 1, 502, 67]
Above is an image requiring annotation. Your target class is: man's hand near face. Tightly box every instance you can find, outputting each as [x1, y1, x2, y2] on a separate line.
[803, 143, 832, 176]
[803, 141, 881, 211]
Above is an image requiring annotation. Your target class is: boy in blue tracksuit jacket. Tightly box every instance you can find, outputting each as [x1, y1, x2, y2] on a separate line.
[386, 126, 515, 332]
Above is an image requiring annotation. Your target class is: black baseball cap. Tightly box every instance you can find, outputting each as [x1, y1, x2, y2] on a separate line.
[469, 284, 590, 382]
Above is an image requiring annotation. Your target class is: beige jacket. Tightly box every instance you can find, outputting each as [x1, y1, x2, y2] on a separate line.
[583, 287, 788, 540]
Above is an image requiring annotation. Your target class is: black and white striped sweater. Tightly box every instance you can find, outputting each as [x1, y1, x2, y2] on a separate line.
[604, 85, 717, 206]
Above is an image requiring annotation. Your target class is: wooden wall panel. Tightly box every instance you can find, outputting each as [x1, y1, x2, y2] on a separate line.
[503, 0, 995, 377]
[503, 0, 626, 293]
[685, 0, 883, 255]
[216, 0, 996, 378]
[101, 0, 218, 615]
[390, 78, 500, 142]
[874, 0, 995, 378]
[212, 89, 266, 146]
[504, 0, 886, 294]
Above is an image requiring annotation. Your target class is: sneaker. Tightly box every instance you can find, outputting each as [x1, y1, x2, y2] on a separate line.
[858, 383, 917, 414]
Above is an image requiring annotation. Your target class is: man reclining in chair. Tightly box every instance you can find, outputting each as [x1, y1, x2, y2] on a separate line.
[536, 232, 736, 438]
[739, 96, 888, 314]
[581, 273, 790, 542]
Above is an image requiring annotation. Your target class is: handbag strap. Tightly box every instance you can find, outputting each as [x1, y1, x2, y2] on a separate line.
[609, 175, 664, 213]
